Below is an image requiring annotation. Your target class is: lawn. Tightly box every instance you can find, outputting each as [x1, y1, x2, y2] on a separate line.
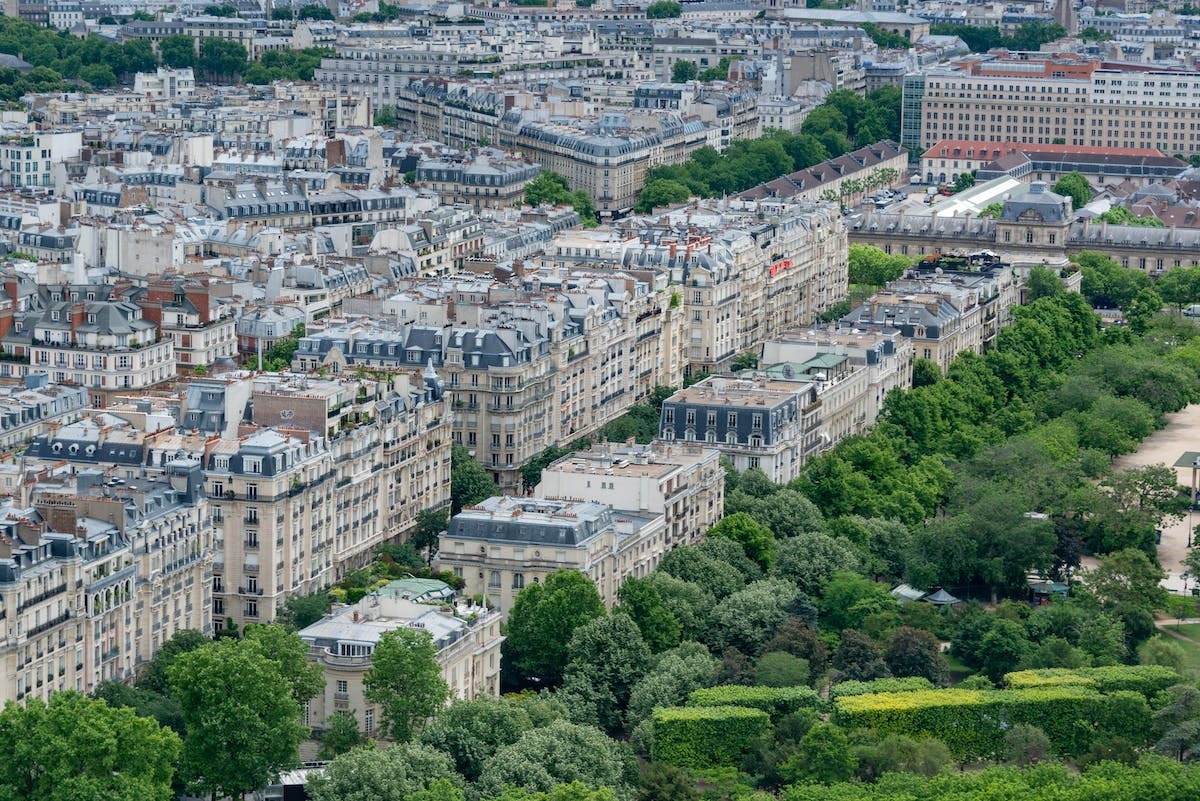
[1159, 622, 1200, 675]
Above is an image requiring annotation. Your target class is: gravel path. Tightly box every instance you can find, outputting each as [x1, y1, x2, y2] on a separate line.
[1112, 403, 1200, 594]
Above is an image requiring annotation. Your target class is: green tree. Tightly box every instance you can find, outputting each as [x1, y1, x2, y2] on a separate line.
[525, 171, 598, 226]
[0, 691, 180, 801]
[848, 244, 913, 287]
[617, 578, 682, 652]
[504, 569, 606, 686]
[242, 624, 326, 703]
[635, 179, 691, 213]
[1139, 635, 1187, 673]
[977, 618, 1030, 681]
[451, 443, 498, 513]
[477, 720, 635, 800]
[771, 531, 860, 597]
[93, 680, 186, 734]
[708, 578, 806, 656]
[951, 171, 976, 192]
[1004, 724, 1054, 766]
[168, 638, 309, 800]
[277, 590, 332, 631]
[883, 626, 947, 684]
[204, 4, 239, 15]
[375, 105, 399, 127]
[819, 572, 896, 631]
[706, 511, 775, 570]
[308, 742, 465, 801]
[637, 762, 699, 801]
[783, 722, 857, 784]
[1053, 171, 1092, 210]
[198, 37, 248, 81]
[832, 629, 891, 682]
[297, 3, 335, 19]
[560, 614, 653, 731]
[755, 651, 811, 687]
[1127, 287, 1163, 334]
[365, 627, 451, 742]
[671, 60, 698, 82]
[646, 0, 682, 17]
[412, 508, 450, 562]
[318, 711, 364, 760]
[136, 628, 211, 694]
[421, 697, 535, 780]
[79, 62, 116, 87]
[1026, 266, 1064, 300]
[626, 642, 717, 725]
[1080, 547, 1170, 615]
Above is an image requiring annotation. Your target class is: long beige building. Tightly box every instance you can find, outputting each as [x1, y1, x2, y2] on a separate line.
[535, 441, 724, 549]
[437, 497, 666, 615]
[908, 54, 1200, 156]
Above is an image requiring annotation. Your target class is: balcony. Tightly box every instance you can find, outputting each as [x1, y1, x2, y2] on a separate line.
[27, 610, 71, 637]
[18, 583, 67, 612]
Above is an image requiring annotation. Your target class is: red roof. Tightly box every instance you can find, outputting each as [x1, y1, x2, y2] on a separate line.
[922, 140, 1165, 159]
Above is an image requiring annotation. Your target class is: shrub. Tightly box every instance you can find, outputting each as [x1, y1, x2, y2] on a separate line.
[650, 706, 770, 768]
[1004, 669, 1098, 691]
[688, 685, 823, 717]
[1003, 665, 1182, 696]
[832, 686, 1109, 759]
[830, 677, 935, 698]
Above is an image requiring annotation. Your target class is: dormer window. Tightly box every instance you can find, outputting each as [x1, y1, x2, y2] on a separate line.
[87, 314, 95, 324]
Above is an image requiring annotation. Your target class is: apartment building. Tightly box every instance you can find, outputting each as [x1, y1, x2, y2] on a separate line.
[293, 268, 684, 492]
[208, 370, 452, 629]
[659, 376, 823, 484]
[0, 130, 82, 190]
[0, 462, 212, 705]
[535, 441, 724, 548]
[760, 328, 913, 445]
[0, 376, 88, 453]
[130, 277, 238, 374]
[415, 151, 542, 211]
[2, 284, 175, 408]
[300, 580, 503, 735]
[499, 113, 713, 218]
[909, 56, 1200, 156]
[437, 496, 667, 615]
[837, 253, 1023, 376]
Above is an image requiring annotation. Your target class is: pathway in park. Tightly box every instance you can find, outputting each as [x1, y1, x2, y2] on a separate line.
[1112, 403, 1200, 594]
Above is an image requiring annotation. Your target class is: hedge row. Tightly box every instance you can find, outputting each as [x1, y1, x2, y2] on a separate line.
[688, 685, 823, 716]
[833, 686, 1153, 760]
[650, 705, 770, 768]
[1003, 665, 1182, 697]
[830, 677, 935, 698]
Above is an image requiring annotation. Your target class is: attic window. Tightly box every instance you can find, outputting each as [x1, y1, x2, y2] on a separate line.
[87, 314, 95, 324]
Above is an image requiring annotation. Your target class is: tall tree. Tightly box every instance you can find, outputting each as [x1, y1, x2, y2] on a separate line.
[1053, 171, 1092, 210]
[0, 691, 180, 801]
[504, 569, 606, 686]
[560, 614, 653, 731]
[451, 443, 498, 513]
[242, 624, 325, 704]
[308, 742, 464, 801]
[706, 512, 775, 570]
[365, 628, 450, 742]
[476, 720, 635, 800]
[168, 638, 309, 800]
[617, 577, 682, 652]
[420, 697, 535, 780]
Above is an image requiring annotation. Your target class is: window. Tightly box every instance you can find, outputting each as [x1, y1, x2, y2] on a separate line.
[488, 570, 501, 589]
[364, 708, 374, 734]
[727, 412, 737, 426]
[512, 573, 525, 590]
[246, 484, 258, 500]
[336, 680, 348, 696]
[751, 414, 762, 429]
[244, 600, 258, 618]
